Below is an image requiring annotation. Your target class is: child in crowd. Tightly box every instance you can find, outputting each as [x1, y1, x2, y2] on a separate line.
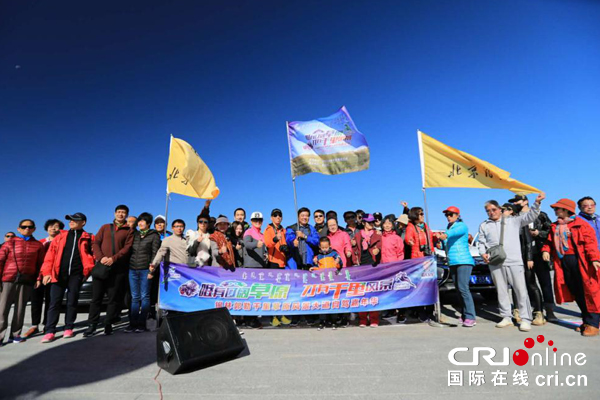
[311, 237, 343, 330]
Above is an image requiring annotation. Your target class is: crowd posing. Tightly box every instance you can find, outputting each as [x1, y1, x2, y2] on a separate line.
[1, 192, 600, 345]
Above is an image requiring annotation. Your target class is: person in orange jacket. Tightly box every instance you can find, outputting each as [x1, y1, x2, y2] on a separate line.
[40, 213, 95, 343]
[264, 209, 288, 269]
[264, 208, 291, 327]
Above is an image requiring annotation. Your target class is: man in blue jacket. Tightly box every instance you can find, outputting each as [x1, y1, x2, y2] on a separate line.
[578, 196, 600, 251]
[285, 207, 320, 271]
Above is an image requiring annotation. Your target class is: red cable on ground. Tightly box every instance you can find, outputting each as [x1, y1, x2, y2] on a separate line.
[153, 368, 164, 400]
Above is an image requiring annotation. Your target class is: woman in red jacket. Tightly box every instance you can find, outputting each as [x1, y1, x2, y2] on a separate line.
[351, 214, 382, 327]
[541, 198, 600, 337]
[381, 216, 405, 263]
[0, 219, 45, 344]
[404, 207, 435, 322]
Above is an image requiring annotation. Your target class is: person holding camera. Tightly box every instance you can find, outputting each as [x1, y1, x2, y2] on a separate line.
[477, 192, 545, 332]
[264, 209, 288, 269]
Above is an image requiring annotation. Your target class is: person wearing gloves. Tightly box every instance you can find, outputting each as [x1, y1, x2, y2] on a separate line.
[437, 206, 476, 328]
[542, 198, 600, 337]
[477, 192, 546, 332]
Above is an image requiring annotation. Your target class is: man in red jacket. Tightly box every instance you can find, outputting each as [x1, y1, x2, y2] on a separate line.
[40, 213, 95, 343]
[84, 205, 134, 337]
[0, 219, 45, 345]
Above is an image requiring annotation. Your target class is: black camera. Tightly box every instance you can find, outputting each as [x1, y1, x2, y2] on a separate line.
[279, 244, 289, 254]
[421, 245, 432, 256]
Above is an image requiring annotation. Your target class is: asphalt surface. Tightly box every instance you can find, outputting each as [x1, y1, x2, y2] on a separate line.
[0, 294, 598, 400]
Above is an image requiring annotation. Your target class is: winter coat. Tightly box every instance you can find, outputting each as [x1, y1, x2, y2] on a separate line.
[129, 230, 161, 270]
[442, 221, 474, 266]
[0, 237, 45, 283]
[327, 229, 352, 267]
[381, 230, 405, 264]
[405, 222, 434, 259]
[92, 223, 134, 270]
[519, 225, 533, 263]
[264, 224, 288, 268]
[285, 223, 320, 270]
[242, 233, 267, 268]
[41, 230, 95, 282]
[542, 217, 600, 313]
[209, 231, 236, 269]
[351, 229, 382, 266]
[578, 212, 600, 250]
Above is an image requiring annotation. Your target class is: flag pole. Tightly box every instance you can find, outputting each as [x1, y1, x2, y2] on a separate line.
[157, 135, 174, 328]
[286, 121, 300, 227]
[417, 130, 456, 328]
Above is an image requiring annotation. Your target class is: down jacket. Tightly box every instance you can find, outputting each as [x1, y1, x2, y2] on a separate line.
[442, 221, 474, 266]
[0, 237, 45, 282]
[41, 230, 95, 282]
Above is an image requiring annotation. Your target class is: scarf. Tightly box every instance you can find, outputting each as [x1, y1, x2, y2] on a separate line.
[554, 217, 575, 258]
[114, 220, 125, 228]
[244, 226, 264, 242]
[361, 229, 375, 251]
[139, 229, 150, 237]
[210, 231, 235, 268]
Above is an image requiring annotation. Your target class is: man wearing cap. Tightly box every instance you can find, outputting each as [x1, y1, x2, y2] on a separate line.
[40, 213, 95, 342]
[243, 212, 267, 268]
[209, 216, 235, 270]
[542, 198, 600, 336]
[477, 192, 546, 332]
[509, 194, 556, 322]
[264, 209, 288, 269]
[153, 215, 172, 241]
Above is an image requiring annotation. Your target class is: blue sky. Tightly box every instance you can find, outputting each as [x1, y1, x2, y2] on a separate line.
[1, 0, 599, 237]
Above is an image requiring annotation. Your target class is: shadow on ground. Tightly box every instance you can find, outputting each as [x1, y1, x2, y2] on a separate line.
[0, 332, 156, 399]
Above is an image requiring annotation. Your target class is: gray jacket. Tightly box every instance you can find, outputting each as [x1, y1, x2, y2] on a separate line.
[152, 234, 192, 268]
[243, 234, 266, 268]
[477, 201, 541, 266]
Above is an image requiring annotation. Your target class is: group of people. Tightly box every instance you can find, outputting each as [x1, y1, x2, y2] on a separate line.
[1, 192, 599, 344]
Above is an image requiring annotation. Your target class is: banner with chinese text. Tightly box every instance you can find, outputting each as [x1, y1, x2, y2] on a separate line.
[159, 257, 438, 315]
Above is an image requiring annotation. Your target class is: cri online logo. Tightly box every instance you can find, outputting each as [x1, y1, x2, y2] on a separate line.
[448, 335, 587, 367]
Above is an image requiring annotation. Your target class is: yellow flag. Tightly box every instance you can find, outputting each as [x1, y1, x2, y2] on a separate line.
[418, 130, 541, 194]
[166, 136, 220, 199]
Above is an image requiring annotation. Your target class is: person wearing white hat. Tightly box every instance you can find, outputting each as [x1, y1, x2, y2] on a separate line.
[243, 212, 267, 269]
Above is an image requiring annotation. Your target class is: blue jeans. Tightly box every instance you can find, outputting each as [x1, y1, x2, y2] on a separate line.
[129, 269, 151, 328]
[450, 264, 476, 320]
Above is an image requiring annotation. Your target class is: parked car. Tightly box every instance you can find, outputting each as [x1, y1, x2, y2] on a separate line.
[434, 232, 497, 301]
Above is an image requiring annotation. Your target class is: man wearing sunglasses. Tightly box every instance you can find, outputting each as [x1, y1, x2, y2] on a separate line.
[0, 220, 45, 345]
[477, 192, 546, 332]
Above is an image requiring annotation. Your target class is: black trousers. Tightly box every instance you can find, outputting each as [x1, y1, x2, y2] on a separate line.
[562, 255, 600, 328]
[30, 283, 51, 327]
[45, 274, 83, 334]
[533, 253, 555, 306]
[87, 270, 127, 326]
[149, 273, 160, 318]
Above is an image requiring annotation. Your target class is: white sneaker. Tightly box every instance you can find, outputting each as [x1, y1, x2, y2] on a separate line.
[495, 318, 514, 328]
[519, 321, 532, 332]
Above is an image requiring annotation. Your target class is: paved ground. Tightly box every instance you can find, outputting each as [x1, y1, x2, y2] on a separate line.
[0, 294, 598, 400]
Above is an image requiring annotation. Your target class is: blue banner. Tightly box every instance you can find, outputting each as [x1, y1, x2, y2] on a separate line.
[159, 257, 438, 315]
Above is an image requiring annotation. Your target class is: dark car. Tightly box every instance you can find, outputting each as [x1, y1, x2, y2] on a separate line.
[434, 235, 497, 301]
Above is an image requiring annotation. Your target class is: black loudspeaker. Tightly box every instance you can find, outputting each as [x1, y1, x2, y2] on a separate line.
[156, 308, 245, 374]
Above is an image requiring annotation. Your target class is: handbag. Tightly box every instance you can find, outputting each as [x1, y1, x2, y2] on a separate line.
[487, 217, 507, 265]
[12, 241, 36, 286]
[91, 224, 116, 280]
